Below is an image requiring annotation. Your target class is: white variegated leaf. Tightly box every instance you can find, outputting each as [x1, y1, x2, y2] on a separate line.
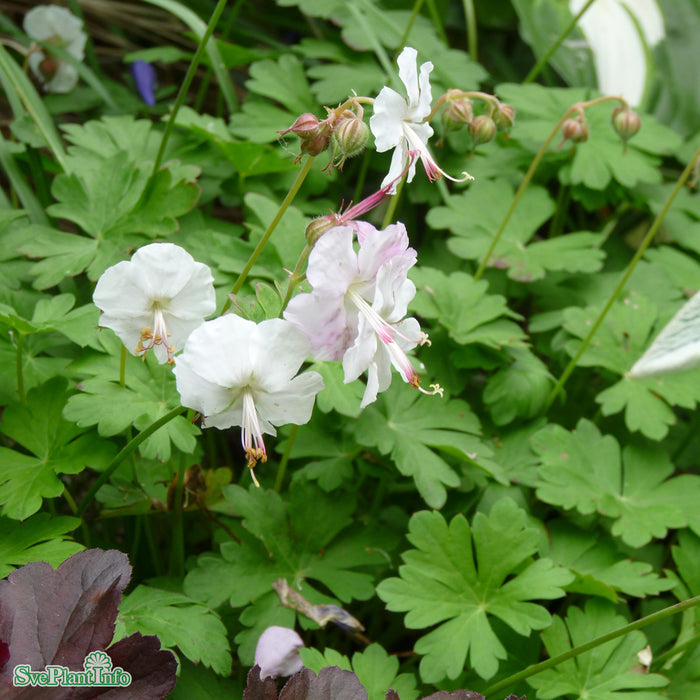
[629, 290, 700, 377]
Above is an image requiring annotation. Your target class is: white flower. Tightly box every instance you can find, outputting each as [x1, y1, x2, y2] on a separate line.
[93, 243, 216, 365]
[284, 223, 440, 408]
[254, 626, 304, 679]
[570, 0, 664, 107]
[23, 5, 87, 93]
[173, 315, 323, 481]
[370, 47, 472, 193]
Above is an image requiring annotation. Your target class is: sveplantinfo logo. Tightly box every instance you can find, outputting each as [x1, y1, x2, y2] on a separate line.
[12, 650, 132, 689]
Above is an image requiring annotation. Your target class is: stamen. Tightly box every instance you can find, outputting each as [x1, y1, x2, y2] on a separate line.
[136, 305, 175, 364]
[241, 389, 267, 487]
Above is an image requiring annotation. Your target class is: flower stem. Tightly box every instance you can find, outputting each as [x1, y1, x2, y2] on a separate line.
[279, 244, 312, 314]
[544, 145, 700, 411]
[381, 174, 406, 229]
[170, 463, 186, 578]
[398, 0, 426, 55]
[151, 0, 229, 176]
[474, 95, 623, 281]
[523, 0, 597, 84]
[222, 156, 315, 312]
[77, 406, 185, 517]
[275, 424, 299, 493]
[462, 0, 478, 62]
[119, 345, 127, 388]
[15, 331, 25, 404]
[484, 594, 700, 698]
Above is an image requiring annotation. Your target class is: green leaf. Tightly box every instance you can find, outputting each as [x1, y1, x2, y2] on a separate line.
[245, 54, 316, 115]
[377, 499, 573, 682]
[483, 347, 555, 425]
[410, 267, 525, 349]
[64, 352, 198, 461]
[354, 382, 501, 509]
[308, 61, 385, 104]
[546, 520, 676, 601]
[532, 419, 700, 547]
[311, 361, 365, 417]
[0, 379, 115, 519]
[301, 643, 420, 700]
[672, 530, 700, 597]
[115, 585, 231, 675]
[527, 599, 668, 699]
[0, 513, 83, 578]
[184, 483, 387, 609]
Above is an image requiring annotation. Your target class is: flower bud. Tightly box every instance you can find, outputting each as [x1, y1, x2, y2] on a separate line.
[493, 102, 515, 131]
[562, 118, 589, 144]
[280, 113, 321, 139]
[441, 97, 474, 132]
[254, 626, 304, 679]
[469, 115, 497, 146]
[305, 216, 335, 246]
[38, 55, 58, 79]
[611, 106, 641, 142]
[331, 115, 369, 166]
[300, 129, 331, 157]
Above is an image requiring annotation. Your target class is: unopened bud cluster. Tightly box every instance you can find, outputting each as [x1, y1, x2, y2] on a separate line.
[280, 102, 369, 168]
[440, 90, 514, 148]
[561, 102, 642, 146]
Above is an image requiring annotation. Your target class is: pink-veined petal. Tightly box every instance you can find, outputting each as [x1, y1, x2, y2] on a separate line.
[305, 226, 358, 294]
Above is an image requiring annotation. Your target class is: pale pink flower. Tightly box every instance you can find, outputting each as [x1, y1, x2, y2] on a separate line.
[254, 626, 304, 679]
[284, 223, 439, 408]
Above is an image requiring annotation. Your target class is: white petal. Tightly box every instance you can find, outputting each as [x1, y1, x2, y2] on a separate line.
[343, 319, 377, 383]
[357, 222, 412, 287]
[173, 354, 237, 420]
[255, 627, 304, 679]
[620, 0, 665, 45]
[255, 371, 324, 427]
[45, 62, 79, 93]
[249, 318, 312, 389]
[284, 292, 352, 361]
[305, 226, 358, 295]
[571, 0, 657, 106]
[24, 5, 84, 44]
[180, 315, 255, 388]
[397, 47, 420, 109]
[370, 87, 408, 151]
[629, 291, 700, 377]
[413, 58, 434, 121]
[381, 139, 412, 193]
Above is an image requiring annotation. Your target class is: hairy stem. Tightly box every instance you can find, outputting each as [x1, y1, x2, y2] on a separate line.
[222, 156, 315, 312]
[484, 595, 700, 698]
[474, 95, 624, 281]
[524, 0, 597, 84]
[545, 145, 700, 410]
[274, 424, 299, 492]
[77, 406, 186, 517]
[152, 0, 229, 176]
[462, 0, 478, 62]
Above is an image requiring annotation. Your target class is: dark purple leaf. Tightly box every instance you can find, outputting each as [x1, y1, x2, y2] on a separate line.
[0, 639, 9, 672]
[421, 692, 485, 700]
[0, 548, 130, 692]
[385, 691, 400, 700]
[244, 664, 278, 700]
[130, 60, 157, 106]
[279, 666, 367, 700]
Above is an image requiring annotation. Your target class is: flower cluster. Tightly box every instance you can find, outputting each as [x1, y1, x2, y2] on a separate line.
[94, 243, 323, 484]
[23, 4, 87, 93]
[284, 222, 440, 408]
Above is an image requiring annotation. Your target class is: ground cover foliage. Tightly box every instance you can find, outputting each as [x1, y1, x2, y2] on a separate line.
[1, 0, 700, 698]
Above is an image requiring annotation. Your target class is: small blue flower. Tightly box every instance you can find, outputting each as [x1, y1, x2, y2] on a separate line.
[130, 60, 156, 106]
